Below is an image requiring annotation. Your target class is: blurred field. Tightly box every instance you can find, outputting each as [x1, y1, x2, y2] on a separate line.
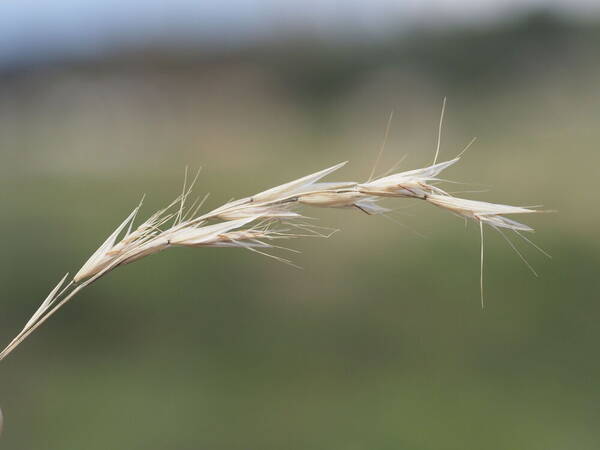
[1, 13, 600, 450]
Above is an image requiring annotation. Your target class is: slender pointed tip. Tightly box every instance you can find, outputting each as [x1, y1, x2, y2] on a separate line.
[135, 193, 146, 210]
[456, 136, 478, 159]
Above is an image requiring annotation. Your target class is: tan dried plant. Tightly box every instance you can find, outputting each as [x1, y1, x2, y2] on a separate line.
[0, 106, 549, 361]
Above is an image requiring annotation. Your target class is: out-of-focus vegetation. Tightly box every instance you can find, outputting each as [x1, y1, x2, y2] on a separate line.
[1, 11, 599, 450]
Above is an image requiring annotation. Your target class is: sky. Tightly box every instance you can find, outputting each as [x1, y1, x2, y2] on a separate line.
[1, 0, 599, 67]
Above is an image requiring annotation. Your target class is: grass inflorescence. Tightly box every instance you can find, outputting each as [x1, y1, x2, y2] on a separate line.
[0, 107, 549, 361]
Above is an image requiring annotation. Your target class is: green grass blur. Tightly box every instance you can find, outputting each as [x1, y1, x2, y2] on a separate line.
[1, 13, 600, 450]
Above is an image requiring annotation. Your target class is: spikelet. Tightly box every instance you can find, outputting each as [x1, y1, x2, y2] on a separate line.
[425, 194, 537, 231]
[358, 158, 459, 198]
[74, 205, 142, 282]
[250, 161, 348, 203]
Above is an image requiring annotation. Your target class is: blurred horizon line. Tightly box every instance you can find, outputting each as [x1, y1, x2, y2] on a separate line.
[1, 4, 600, 72]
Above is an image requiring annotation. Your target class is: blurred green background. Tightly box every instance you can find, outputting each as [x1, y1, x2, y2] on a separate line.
[1, 6, 600, 450]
